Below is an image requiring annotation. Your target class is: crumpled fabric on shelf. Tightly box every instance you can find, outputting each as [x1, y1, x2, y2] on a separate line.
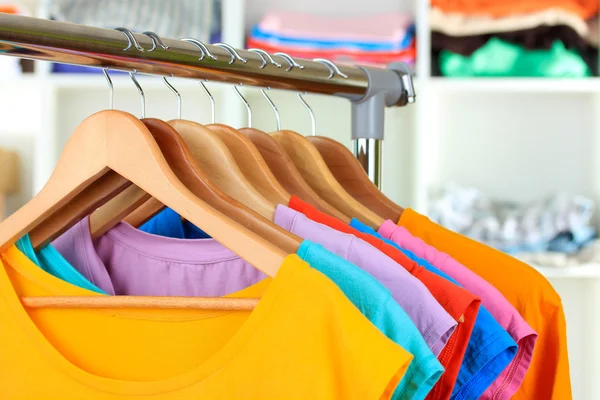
[439, 37, 591, 77]
[518, 238, 600, 267]
[428, 183, 597, 254]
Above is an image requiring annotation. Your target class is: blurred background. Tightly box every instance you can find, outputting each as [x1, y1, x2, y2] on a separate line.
[0, 1, 598, 398]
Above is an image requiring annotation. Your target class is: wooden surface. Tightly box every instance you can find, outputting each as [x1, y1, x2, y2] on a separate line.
[30, 171, 130, 249]
[0, 148, 19, 194]
[208, 125, 290, 205]
[0, 111, 286, 279]
[169, 120, 275, 220]
[241, 128, 350, 221]
[308, 136, 403, 222]
[272, 130, 383, 227]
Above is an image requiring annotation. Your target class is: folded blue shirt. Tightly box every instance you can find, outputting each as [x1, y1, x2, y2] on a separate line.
[350, 218, 518, 400]
[249, 24, 415, 52]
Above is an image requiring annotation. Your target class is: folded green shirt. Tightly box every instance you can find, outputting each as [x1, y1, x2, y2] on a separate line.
[440, 38, 591, 78]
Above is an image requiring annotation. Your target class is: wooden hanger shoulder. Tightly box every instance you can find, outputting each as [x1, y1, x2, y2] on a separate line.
[307, 136, 403, 222]
[207, 124, 290, 206]
[168, 119, 274, 220]
[241, 128, 350, 221]
[272, 130, 384, 228]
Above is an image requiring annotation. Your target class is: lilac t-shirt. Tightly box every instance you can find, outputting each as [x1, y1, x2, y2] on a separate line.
[378, 220, 538, 400]
[274, 205, 456, 356]
[51, 217, 266, 296]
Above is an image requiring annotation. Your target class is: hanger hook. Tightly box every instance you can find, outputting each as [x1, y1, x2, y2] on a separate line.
[233, 84, 251, 128]
[297, 93, 316, 136]
[181, 37, 217, 61]
[248, 48, 282, 68]
[102, 68, 114, 110]
[129, 71, 145, 119]
[214, 43, 248, 65]
[142, 31, 169, 52]
[261, 88, 280, 131]
[274, 52, 304, 71]
[115, 27, 145, 52]
[313, 58, 348, 79]
[162, 76, 181, 119]
[199, 80, 215, 124]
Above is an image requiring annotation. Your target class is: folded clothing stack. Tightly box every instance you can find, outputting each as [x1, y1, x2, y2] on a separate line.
[247, 11, 416, 69]
[46, 0, 221, 73]
[428, 183, 597, 255]
[430, 1, 599, 77]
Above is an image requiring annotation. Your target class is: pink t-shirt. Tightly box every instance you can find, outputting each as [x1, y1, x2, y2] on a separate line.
[379, 220, 538, 400]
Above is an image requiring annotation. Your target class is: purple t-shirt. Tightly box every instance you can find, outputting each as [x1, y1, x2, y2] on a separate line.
[52, 216, 266, 296]
[274, 205, 456, 356]
[378, 220, 538, 400]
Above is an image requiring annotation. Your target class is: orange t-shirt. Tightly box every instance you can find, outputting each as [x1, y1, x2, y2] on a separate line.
[0, 246, 412, 400]
[289, 196, 480, 400]
[399, 208, 572, 400]
[431, 0, 598, 20]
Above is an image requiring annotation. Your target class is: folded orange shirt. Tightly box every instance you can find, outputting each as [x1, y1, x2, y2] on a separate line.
[431, 0, 598, 21]
[289, 196, 480, 400]
[398, 209, 572, 400]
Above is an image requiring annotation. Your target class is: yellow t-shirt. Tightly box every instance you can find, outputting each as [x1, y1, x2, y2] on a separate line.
[0, 246, 411, 400]
[398, 209, 571, 400]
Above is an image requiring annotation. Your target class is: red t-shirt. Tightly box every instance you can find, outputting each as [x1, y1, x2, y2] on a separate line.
[289, 196, 480, 400]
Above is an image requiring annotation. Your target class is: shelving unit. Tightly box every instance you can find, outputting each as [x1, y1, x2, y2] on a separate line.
[0, 1, 598, 397]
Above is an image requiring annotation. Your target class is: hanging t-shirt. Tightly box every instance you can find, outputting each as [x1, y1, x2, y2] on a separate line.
[398, 208, 572, 400]
[0, 245, 411, 399]
[349, 218, 518, 400]
[379, 220, 537, 400]
[51, 218, 437, 399]
[146, 206, 457, 357]
[288, 196, 479, 400]
[298, 240, 444, 400]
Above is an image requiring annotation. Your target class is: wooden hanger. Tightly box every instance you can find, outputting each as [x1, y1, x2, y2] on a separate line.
[307, 136, 404, 222]
[272, 130, 384, 228]
[125, 119, 301, 253]
[0, 110, 287, 309]
[241, 128, 350, 221]
[207, 124, 290, 206]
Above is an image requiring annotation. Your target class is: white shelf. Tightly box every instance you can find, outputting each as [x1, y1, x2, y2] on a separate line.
[428, 77, 600, 93]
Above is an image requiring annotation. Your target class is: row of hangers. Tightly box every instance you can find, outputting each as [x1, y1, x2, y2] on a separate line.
[0, 29, 404, 311]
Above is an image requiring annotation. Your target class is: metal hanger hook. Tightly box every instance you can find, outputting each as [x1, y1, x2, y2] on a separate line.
[214, 43, 247, 65]
[274, 52, 304, 72]
[199, 80, 215, 124]
[115, 27, 145, 52]
[313, 58, 348, 79]
[233, 84, 252, 128]
[181, 37, 217, 61]
[248, 48, 282, 68]
[143, 31, 169, 52]
[102, 68, 114, 110]
[297, 93, 316, 136]
[261, 88, 280, 131]
[163, 76, 181, 119]
[129, 71, 145, 119]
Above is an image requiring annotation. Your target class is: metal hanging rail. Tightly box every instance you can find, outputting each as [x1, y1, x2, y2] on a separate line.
[0, 13, 415, 187]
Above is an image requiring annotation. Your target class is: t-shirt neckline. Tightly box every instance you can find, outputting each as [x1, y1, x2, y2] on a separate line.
[0, 245, 298, 396]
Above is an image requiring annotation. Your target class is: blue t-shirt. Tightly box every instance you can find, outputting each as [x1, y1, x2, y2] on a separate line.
[298, 239, 443, 400]
[16, 234, 105, 294]
[349, 218, 518, 400]
[139, 207, 210, 239]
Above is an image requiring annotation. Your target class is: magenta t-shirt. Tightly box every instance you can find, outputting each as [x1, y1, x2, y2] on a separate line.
[378, 220, 538, 400]
[274, 205, 456, 356]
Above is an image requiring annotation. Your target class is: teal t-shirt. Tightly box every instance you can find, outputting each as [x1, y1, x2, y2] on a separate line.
[298, 239, 443, 400]
[16, 234, 105, 294]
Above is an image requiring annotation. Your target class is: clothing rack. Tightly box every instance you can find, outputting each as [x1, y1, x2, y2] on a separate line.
[0, 14, 415, 187]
